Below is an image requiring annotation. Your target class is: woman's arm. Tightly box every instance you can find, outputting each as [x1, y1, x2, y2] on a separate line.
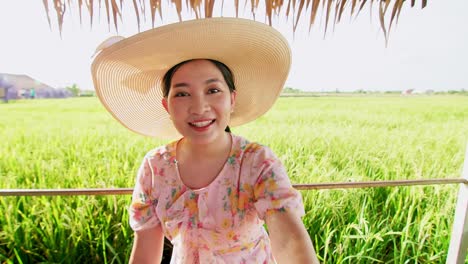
[129, 224, 165, 264]
[266, 211, 320, 264]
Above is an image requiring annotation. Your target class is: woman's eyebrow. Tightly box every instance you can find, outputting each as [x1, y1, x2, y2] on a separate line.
[172, 82, 189, 89]
[172, 78, 222, 88]
[205, 78, 223, 85]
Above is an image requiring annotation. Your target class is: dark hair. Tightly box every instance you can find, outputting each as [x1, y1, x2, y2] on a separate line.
[162, 59, 236, 97]
[162, 59, 235, 133]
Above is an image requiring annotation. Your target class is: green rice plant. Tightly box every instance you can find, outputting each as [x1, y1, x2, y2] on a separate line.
[0, 95, 467, 263]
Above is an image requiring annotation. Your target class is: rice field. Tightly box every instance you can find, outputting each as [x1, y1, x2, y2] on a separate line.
[0, 95, 467, 263]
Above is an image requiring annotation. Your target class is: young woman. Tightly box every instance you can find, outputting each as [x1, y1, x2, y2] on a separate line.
[92, 18, 319, 264]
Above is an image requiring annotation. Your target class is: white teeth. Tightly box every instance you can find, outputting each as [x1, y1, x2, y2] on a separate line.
[191, 120, 213, 127]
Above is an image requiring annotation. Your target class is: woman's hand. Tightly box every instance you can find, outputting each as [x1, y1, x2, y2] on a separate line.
[266, 211, 320, 264]
[129, 224, 164, 264]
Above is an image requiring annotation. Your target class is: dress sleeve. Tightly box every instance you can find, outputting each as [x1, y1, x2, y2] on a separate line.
[129, 155, 161, 231]
[252, 146, 305, 220]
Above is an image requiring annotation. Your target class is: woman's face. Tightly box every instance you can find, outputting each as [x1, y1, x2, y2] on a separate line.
[162, 59, 236, 145]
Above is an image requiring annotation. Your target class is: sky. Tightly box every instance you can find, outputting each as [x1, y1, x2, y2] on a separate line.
[0, 0, 467, 92]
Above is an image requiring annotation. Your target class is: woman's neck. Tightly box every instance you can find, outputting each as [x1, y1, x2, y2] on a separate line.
[178, 132, 232, 161]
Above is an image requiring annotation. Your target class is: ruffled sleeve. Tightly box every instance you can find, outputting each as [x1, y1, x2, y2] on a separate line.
[129, 154, 161, 231]
[252, 146, 305, 220]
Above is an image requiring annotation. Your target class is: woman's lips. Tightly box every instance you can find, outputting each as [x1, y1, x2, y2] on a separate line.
[188, 119, 216, 130]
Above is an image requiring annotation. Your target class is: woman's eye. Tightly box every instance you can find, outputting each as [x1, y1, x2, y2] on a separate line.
[208, 88, 220, 94]
[174, 92, 189, 97]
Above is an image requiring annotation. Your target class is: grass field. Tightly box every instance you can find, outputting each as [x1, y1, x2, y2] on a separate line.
[1, 95, 467, 263]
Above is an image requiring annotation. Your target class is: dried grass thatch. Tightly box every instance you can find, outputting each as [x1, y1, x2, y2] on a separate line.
[42, 0, 427, 41]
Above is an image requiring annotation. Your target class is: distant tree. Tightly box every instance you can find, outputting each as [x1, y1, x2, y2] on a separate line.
[79, 90, 96, 97]
[283, 87, 302, 93]
[66, 84, 81, 97]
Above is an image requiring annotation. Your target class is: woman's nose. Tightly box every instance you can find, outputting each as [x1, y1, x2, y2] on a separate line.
[190, 95, 210, 114]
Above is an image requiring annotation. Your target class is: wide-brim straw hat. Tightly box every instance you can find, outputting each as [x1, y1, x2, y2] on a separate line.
[91, 17, 291, 139]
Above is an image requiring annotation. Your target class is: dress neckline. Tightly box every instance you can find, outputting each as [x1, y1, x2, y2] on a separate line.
[172, 133, 234, 192]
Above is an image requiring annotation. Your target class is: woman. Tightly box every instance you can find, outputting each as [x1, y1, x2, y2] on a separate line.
[92, 18, 319, 264]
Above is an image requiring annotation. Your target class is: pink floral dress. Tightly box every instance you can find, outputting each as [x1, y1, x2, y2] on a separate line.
[129, 134, 304, 263]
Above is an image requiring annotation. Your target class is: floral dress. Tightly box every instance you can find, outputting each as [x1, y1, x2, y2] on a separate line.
[129, 134, 305, 263]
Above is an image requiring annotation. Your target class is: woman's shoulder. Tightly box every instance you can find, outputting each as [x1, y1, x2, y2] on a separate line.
[232, 134, 276, 159]
[136, 140, 179, 180]
[143, 139, 178, 162]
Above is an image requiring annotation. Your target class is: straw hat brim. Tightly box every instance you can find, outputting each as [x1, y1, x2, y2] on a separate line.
[91, 17, 291, 139]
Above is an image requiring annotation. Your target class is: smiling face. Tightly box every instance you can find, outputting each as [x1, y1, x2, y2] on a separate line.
[162, 59, 236, 145]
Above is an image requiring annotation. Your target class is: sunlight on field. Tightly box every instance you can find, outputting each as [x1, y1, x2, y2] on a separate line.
[1, 96, 467, 263]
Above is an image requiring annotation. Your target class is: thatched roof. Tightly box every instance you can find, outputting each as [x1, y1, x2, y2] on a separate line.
[43, 0, 427, 41]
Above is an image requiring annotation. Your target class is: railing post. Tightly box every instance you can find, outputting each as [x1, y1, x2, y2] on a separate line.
[446, 143, 468, 264]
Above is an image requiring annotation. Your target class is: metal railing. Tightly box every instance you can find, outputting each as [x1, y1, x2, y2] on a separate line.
[0, 178, 466, 196]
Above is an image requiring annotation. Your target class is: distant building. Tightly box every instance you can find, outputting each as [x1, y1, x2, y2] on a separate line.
[425, 89, 435, 95]
[401, 89, 434, 96]
[401, 89, 414, 95]
[0, 73, 72, 100]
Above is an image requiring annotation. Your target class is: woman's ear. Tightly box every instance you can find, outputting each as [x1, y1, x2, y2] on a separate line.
[162, 98, 169, 112]
[230, 91, 237, 110]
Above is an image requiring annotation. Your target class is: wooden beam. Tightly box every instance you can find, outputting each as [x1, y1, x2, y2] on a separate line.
[447, 143, 468, 264]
